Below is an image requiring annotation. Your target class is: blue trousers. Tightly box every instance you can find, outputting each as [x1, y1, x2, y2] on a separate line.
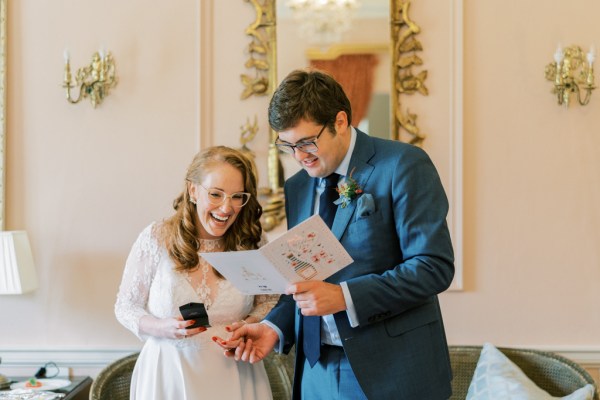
[300, 345, 367, 400]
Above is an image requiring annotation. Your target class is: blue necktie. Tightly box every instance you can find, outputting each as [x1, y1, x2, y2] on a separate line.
[303, 173, 339, 367]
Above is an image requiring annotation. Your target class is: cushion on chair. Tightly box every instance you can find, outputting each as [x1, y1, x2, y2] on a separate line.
[466, 343, 594, 399]
[450, 345, 598, 400]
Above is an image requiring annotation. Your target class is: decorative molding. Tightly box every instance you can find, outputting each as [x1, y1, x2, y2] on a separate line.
[0, 0, 6, 230]
[0, 348, 140, 378]
[448, 0, 463, 291]
[1, 345, 599, 380]
[199, 0, 214, 149]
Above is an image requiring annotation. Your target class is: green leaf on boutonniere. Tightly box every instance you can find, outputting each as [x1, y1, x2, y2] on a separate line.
[334, 168, 363, 208]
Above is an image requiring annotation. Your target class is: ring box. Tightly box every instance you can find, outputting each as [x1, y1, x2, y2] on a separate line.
[179, 302, 211, 328]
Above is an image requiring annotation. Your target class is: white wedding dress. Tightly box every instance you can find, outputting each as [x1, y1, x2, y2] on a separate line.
[115, 223, 277, 400]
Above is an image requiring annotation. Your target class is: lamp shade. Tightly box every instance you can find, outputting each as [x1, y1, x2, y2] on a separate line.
[0, 231, 38, 294]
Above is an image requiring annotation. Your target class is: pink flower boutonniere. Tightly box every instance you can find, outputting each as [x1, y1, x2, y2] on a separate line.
[334, 169, 363, 208]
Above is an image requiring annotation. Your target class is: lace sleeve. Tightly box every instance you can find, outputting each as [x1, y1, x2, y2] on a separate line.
[247, 233, 279, 320]
[114, 223, 162, 340]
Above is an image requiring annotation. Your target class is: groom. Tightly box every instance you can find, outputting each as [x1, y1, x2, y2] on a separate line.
[226, 69, 455, 399]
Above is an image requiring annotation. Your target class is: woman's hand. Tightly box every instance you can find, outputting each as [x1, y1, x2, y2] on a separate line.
[213, 321, 278, 363]
[139, 315, 207, 339]
[212, 320, 247, 353]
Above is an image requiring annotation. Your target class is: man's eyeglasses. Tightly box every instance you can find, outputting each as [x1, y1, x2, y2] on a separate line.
[198, 185, 251, 208]
[274, 124, 327, 154]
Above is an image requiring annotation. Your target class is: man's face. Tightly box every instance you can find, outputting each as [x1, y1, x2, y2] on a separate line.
[277, 115, 350, 178]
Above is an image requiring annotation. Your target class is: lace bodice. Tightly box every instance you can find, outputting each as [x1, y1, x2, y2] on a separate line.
[115, 223, 278, 348]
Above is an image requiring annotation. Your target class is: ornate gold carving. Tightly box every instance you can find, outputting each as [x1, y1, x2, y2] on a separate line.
[241, 0, 277, 99]
[391, 0, 428, 146]
[242, 1, 285, 232]
[240, 115, 259, 154]
[63, 50, 118, 108]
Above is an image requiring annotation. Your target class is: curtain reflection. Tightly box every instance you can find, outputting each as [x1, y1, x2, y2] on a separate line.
[310, 54, 379, 125]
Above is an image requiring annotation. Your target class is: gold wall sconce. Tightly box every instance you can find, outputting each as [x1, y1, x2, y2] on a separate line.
[545, 44, 595, 107]
[63, 49, 118, 108]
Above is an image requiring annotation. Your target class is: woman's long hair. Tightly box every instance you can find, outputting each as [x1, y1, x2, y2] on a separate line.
[160, 146, 263, 272]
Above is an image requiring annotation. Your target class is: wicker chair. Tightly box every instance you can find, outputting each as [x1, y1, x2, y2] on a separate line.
[449, 346, 599, 400]
[89, 349, 295, 400]
[89, 352, 137, 400]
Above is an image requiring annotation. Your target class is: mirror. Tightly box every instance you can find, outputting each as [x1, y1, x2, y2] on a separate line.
[0, 0, 6, 230]
[241, 0, 428, 225]
[242, 0, 463, 290]
[277, 1, 390, 136]
[242, 0, 429, 192]
[276, 0, 393, 178]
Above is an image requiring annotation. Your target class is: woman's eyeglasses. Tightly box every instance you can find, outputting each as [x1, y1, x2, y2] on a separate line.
[198, 185, 251, 208]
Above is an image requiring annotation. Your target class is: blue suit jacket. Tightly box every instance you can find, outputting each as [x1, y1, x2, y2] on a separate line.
[265, 130, 454, 399]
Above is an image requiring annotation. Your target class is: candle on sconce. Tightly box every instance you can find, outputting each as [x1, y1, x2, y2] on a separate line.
[63, 48, 72, 85]
[553, 44, 564, 64]
[586, 45, 596, 66]
[586, 45, 595, 87]
[553, 44, 564, 86]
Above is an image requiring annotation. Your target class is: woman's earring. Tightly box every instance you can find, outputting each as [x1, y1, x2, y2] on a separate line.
[190, 198, 196, 205]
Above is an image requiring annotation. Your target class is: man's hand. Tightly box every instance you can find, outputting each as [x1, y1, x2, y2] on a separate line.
[286, 281, 347, 316]
[213, 322, 278, 364]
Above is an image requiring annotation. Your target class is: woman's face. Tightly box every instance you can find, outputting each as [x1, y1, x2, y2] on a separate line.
[189, 162, 245, 240]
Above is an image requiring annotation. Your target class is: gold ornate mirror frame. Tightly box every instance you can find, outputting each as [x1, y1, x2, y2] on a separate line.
[0, 0, 6, 230]
[241, 0, 428, 230]
[241, 1, 463, 290]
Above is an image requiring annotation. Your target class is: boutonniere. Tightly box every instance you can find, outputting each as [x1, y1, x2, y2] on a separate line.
[334, 168, 363, 208]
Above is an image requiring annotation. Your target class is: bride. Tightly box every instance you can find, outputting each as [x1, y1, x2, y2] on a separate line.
[115, 146, 278, 399]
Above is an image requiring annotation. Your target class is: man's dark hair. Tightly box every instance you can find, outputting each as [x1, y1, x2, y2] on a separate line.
[268, 69, 352, 134]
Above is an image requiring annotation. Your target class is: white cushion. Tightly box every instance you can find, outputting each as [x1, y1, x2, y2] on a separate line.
[466, 343, 595, 400]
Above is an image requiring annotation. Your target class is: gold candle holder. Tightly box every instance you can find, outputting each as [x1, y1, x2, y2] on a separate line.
[62, 49, 118, 108]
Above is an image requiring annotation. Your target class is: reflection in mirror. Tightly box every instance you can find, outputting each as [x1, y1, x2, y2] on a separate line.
[245, 0, 462, 289]
[278, 1, 389, 132]
[0, 0, 6, 230]
[241, 1, 430, 224]
[277, 0, 390, 178]
[306, 44, 390, 139]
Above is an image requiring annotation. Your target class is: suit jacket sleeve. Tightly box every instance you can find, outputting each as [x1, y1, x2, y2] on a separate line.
[343, 143, 455, 327]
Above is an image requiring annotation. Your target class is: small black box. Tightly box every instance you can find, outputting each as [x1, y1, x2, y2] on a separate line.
[179, 302, 211, 328]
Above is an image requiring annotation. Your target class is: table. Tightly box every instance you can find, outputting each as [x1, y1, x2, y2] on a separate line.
[1, 376, 92, 400]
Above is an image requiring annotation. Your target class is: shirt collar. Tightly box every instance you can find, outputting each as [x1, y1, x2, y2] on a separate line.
[319, 127, 357, 186]
[334, 126, 357, 178]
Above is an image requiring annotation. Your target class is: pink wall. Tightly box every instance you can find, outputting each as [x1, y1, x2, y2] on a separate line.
[441, 0, 600, 347]
[1, 0, 600, 374]
[3, 0, 201, 348]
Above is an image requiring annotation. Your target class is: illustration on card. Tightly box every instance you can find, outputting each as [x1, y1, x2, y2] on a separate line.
[282, 231, 335, 280]
[241, 266, 268, 282]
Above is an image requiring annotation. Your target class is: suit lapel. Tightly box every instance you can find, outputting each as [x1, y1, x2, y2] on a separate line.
[331, 130, 375, 239]
[287, 130, 375, 236]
